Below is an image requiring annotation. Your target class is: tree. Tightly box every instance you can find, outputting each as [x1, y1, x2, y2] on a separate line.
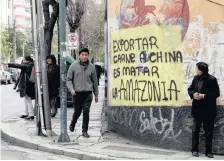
[42, 0, 85, 56]
[80, 0, 104, 62]
[0, 27, 33, 62]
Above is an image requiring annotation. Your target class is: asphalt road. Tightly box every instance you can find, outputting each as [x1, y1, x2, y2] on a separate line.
[1, 140, 76, 160]
[0, 84, 77, 160]
[1, 84, 27, 121]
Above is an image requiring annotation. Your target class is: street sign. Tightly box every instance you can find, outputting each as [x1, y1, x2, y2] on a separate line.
[68, 33, 78, 50]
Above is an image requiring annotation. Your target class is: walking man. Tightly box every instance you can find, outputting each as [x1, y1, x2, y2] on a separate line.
[188, 62, 220, 158]
[67, 48, 98, 138]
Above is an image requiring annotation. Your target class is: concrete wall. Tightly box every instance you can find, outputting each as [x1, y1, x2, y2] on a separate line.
[106, 106, 224, 154]
[106, 0, 224, 154]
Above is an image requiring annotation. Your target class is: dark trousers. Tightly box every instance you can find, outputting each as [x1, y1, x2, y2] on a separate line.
[192, 117, 215, 154]
[50, 96, 58, 114]
[70, 91, 93, 132]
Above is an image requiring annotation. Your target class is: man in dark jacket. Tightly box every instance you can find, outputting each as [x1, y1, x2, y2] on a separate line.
[67, 48, 98, 138]
[188, 62, 220, 158]
[8, 56, 35, 120]
[46, 54, 60, 117]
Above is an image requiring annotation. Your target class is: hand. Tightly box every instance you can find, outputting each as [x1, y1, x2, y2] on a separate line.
[0, 62, 8, 65]
[71, 89, 76, 96]
[95, 97, 98, 103]
[193, 92, 200, 100]
[198, 94, 205, 100]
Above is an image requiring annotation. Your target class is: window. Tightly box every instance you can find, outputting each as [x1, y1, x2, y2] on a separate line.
[25, 17, 31, 22]
[25, 8, 30, 13]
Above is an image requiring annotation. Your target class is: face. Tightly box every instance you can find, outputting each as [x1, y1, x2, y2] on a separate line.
[23, 59, 29, 64]
[196, 66, 202, 75]
[47, 58, 53, 64]
[79, 52, 89, 62]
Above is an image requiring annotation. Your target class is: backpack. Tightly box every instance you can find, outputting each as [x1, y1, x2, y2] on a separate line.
[29, 66, 35, 83]
[26, 66, 35, 83]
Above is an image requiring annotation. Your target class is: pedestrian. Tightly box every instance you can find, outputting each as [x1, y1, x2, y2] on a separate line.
[46, 54, 60, 117]
[7, 56, 36, 120]
[67, 48, 99, 138]
[188, 62, 220, 158]
[95, 65, 103, 85]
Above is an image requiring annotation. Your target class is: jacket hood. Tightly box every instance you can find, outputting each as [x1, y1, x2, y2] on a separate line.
[46, 54, 57, 65]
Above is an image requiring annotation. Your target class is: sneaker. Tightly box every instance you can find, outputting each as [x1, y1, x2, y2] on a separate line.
[205, 153, 214, 158]
[20, 115, 28, 118]
[69, 124, 75, 132]
[25, 116, 34, 120]
[192, 152, 199, 157]
[51, 113, 56, 118]
[82, 131, 90, 138]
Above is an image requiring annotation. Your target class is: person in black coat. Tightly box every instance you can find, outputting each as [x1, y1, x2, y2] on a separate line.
[46, 55, 60, 117]
[95, 65, 103, 85]
[8, 56, 35, 120]
[188, 62, 220, 158]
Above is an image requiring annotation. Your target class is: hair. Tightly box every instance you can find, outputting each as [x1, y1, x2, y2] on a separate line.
[196, 62, 209, 73]
[46, 54, 57, 64]
[24, 56, 34, 62]
[79, 48, 89, 55]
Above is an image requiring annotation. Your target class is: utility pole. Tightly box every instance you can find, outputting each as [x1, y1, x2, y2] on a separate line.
[104, 0, 108, 99]
[12, 0, 16, 62]
[58, 0, 70, 142]
[36, 0, 52, 137]
[30, 0, 45, 136]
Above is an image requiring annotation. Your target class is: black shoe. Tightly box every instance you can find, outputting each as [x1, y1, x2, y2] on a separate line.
[16, 89, 20, 92]
[20, 115, 28, 118]
[206, 153, 214, 158]
[51, 113, 56, 118]
[82, 131, 90, 138]
[69, 124, 75, 132]
[192, 152, 199, 157]
[13, 86, 16, 90]
[25, 116, 34, 120]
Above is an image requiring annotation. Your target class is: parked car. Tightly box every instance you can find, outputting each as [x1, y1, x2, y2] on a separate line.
[0, 65, 13, 84]
[7, 68, 20, 82]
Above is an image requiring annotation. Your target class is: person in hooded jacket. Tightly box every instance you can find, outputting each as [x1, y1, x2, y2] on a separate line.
[46, 54, 60, 117]
[188, 62, 220, 158]
[7, 56, 35, 120]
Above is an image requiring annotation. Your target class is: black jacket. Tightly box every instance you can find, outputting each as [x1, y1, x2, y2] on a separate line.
[47, 55, 60, 98]
[188, 74, 220, 119]
[8, 62, 35, 100]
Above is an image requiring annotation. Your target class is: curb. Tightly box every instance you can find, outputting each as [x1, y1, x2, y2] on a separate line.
[1, 128, 127, 160]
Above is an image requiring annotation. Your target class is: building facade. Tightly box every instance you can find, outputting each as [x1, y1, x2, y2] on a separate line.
[0, 0, 31, 31]
[106, 0, 224, 155]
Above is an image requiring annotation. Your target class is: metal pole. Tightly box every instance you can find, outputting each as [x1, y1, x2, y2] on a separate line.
[36, 0, 52, 137]
[104, 0, 108, 99]
[31, 0, 45, 136]
[58, 0, 70, 142]
[12, 0, 16, 62]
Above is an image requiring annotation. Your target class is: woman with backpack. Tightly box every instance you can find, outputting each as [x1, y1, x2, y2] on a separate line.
[7, 56, 35, 120]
